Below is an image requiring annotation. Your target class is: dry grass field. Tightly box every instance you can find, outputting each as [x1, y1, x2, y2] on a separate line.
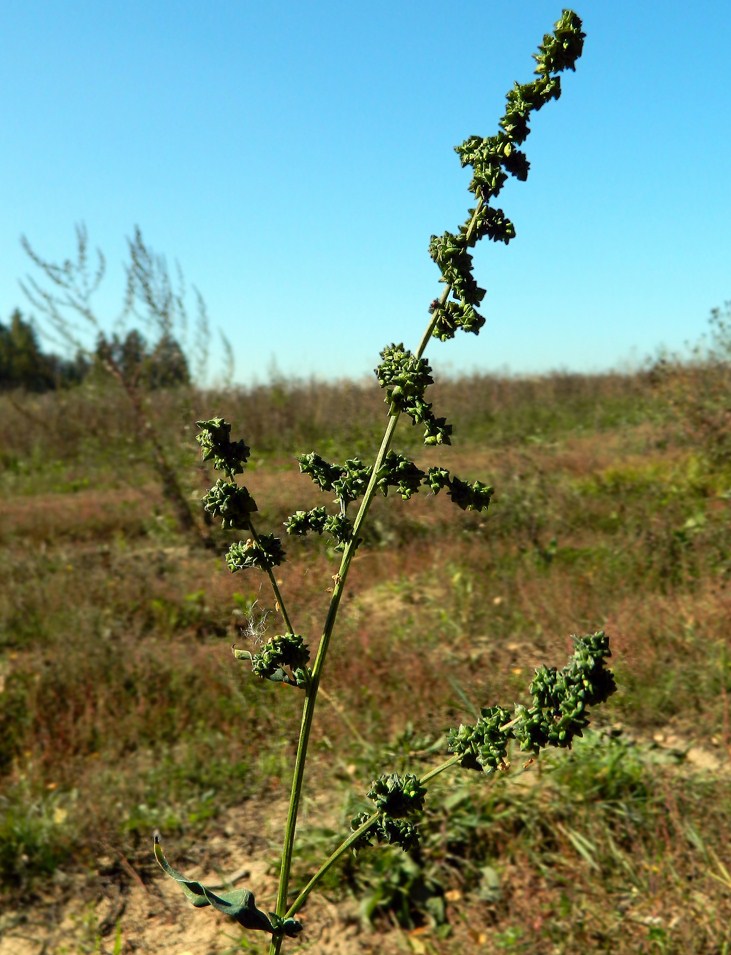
[1, 366, 729, 954]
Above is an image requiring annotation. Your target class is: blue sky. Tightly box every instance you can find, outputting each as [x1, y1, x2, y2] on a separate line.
[1, 1, 729, 384]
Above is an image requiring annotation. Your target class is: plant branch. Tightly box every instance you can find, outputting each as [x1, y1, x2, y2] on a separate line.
[247, 520, 295, 634]
[282, 754, 464, 920]
[270, 412, 403, 943]
[414, 200, 485, 360]
[284, 812, 380, 920]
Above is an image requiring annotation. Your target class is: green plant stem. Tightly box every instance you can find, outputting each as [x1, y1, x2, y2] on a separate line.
[270, 683, 320, 954]
[269, 416, 402, 955]
[247, 520, 295, 634]
[269, 197, 485, 955]
[284, 812, 379, 920]
[500, 715, 522, 733]
[419, 752, 463, 786]
[282, 753, 465, 921]
[264, 566, 294, 635]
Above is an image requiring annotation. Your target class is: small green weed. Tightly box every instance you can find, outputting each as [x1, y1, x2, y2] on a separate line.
[0, 782, 75, 890]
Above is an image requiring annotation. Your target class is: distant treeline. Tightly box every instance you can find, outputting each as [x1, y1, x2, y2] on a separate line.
[0, 309, 190, 392]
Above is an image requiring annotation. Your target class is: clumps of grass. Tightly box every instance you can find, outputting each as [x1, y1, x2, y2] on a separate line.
[0, 558, 295, 874]
[0, 781, 75, 892]
[651, 303, 731, 469]
[335, 731, 731, 952]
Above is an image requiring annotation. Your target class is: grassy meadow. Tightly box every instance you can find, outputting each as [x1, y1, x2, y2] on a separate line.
[0, 364, 730, 954]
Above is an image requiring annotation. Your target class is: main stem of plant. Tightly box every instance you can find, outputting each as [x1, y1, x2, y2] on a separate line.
[268, 201, 484, 954]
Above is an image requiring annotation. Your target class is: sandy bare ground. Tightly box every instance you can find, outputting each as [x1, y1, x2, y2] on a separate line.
[0, 798, 413, 955]
[1, 734, 727, 955]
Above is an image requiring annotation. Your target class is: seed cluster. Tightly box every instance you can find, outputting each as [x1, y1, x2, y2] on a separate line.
[351, 632, 615, 853]
[196, 416, 250, 475]
[448, 632, 617, 771]
[351, 773, 427, 851]
[375, 343, 452, 447]
[428, 10, 584, 343]
[234, 633, 311, 689]
[197, 418, 288, 571]
[289, 447, 494, 551]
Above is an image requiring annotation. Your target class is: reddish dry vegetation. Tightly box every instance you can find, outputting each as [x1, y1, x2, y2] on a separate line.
[0, 366, 730, 954]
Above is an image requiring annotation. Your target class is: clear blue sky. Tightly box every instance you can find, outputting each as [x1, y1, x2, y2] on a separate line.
[1, 1, 729, 385]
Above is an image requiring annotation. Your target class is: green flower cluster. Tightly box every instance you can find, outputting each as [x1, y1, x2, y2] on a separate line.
[423, 467, 494, 511]
[375, 451, 426, 500]
[448, 632, 616, 771]
[295, 452, 343, 492]
[514, 630, 617, 752]
[367, 773, 427, 817]
[350, 812, 420, 853]
[196, 417, 250, 476]
[196, 413, 491, 566]
[534, 11, 586, 74]
[447, 706, 512, 773]
[289, 450, 493, 551]
[375, 343, 452, 447]
[288, 452, 367, 550]
[296, 452, 373, 505]
[428, 10, 585, 343]
[197, 418, 287, 573]
[350, 773, 427, 852]
[226, 535, 286, 572]
[284, 507, 353, 550]
[233, 633, 311, 689]
[202, 479, 258, 529]
[296, 452, 372, 504]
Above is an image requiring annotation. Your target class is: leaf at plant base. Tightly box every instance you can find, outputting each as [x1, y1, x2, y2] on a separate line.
[153, 833, 302, 937]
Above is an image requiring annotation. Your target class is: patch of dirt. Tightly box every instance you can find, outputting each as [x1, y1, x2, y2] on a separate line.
[0, 878, 403, 955]
[650, 728, 730, 774]
[0, 799, 411, 955]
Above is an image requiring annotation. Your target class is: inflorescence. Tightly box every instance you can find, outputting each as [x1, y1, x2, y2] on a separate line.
[351, 632, 615, 853]
[427, 9, 584, 344]
[351, 773, 427, 853]
[233, 633, 311, 689]
[448, 632, 616, 770]
[197, 415, 494, 568]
